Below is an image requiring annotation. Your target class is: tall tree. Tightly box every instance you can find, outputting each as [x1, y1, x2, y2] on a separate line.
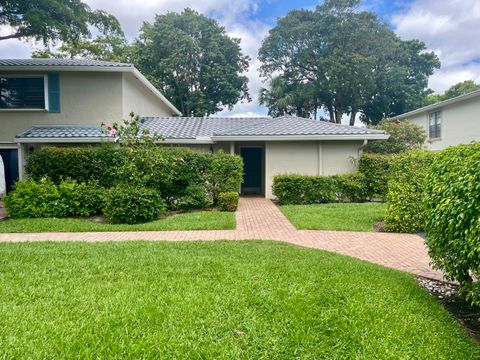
[130, 8, 250, 117]
[32, 35, 129, 62]
[0, 0, 122, 44]
[258, 0, 440, 125]
[424, 80, 480, 105]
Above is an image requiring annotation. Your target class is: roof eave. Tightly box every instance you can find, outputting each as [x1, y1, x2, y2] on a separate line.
[211, 134, 389, 141]
[15, 137, 111, 144]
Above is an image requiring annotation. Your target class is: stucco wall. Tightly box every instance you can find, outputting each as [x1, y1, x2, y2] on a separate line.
[122, 73, 174, 118]
[0, 72, 123, 143]
[265, 140, 362, 199]
[407, 96, 480, 151]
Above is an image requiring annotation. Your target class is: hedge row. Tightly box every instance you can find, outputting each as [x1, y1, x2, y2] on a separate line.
[358, 153, 395, 199]
[384, 150, 435, 233]
[26, 145, 243, 207]
[424, 142, 480, 305]
[272, 173, 368, 205]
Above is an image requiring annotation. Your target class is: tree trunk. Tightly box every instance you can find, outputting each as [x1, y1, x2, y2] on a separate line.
[334, 109, 343, 124]
[349, 111, 357, 126]
[327, 105, 335, 123]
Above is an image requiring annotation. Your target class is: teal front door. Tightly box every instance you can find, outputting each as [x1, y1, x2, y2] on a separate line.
[240, 147, 263, 195]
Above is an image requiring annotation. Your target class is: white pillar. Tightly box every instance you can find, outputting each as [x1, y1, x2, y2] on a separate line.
[230, 141, 235, 155]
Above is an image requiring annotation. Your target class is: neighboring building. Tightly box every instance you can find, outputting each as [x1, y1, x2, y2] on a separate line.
[389, 89, 480, 151]
[0, 59, 180, 191]
[1, 59, 388, 198]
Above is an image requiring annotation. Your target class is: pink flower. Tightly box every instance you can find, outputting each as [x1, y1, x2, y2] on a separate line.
[109, 128, 117, 136]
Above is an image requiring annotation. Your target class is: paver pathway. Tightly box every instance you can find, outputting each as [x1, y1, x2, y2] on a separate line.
[0, 197, 445, 281]
[0, 203, 7, 221]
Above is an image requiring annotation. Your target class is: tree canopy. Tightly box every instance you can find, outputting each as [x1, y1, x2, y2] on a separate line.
[424, 80, 480, 105]
[0, 0, 123, 44]
[258, 0, 440, 125]
[130, 8, 250, 117]
[365, 120, 426, 154]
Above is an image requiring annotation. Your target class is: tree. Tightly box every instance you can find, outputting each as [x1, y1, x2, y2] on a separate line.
[424, 80, 480, 105]
[259, 77, 317, 118]
[258, 0, 440, 125]
[365, 120, 426, 154]
[130, 8, 250, 117]
[32, 35, 129, 62]
[0, 0, 122, 44]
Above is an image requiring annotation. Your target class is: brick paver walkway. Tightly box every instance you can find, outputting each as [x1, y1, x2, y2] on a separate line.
[0, 197, 444, 280]
[0, 203, 7, 221]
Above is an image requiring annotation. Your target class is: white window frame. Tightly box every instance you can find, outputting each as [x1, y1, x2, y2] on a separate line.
[428, 110, 441, 140]
[0, 74, 49, 112]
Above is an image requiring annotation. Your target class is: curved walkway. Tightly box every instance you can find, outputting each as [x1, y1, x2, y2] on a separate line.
[0, 197, 444, 281]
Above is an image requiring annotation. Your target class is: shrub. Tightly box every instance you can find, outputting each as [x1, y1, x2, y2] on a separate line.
[175, 185, 212, 211]
[424, 142, 480, 305]
[272, 173, 367, 205]
[208, 152, 244, 202]
[26, 145, 129, 187]
[103, 185, 166, 224]
[4, 178, 103, 218]
[359, 153, 395, 199]
[333, 173, 368, 202]
[217, 192, 239, 212]
[384, 150, 435, 233]
[366, 120, 426, 154]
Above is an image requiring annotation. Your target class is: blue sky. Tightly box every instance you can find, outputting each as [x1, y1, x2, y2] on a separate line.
[1, 0, 479, 118]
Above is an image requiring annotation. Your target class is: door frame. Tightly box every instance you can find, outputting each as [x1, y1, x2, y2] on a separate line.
[239, 144, 265, 196]
[0, 144, 22, 194]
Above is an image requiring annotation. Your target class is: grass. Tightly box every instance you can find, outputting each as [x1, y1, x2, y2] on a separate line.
[0, 241, 478, 358]
[0, 211, 235, 233]
[281, 202, 387, 231]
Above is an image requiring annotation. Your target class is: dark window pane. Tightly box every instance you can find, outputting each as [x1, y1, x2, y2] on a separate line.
[0, 77, 45, 109]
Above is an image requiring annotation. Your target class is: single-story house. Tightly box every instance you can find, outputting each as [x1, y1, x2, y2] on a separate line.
[389, 89, 480, 150]
[1, 59, 388, 198]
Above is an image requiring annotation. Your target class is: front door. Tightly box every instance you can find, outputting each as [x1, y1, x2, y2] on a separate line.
[0, 149, 19, 193]
[240, 147, 262, 195]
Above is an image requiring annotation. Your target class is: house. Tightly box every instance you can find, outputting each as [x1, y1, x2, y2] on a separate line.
[389, 89, 480, 150]
[1, 59, 388, 198]
[0, 58, 180, 191]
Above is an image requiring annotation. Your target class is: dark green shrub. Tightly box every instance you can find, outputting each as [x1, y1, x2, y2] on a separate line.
[384, 150, 435, 233]
[208, 152, 244, 201]
[4, 178, 104, 218]
[218, 192, 239, 212]
[333, 173, 368, 202]
[103, 185, 166, 224]
[359, 153, 395, 199]
[26, 145, 129, 187]
[365, 120, 426, 154]
[424, 142, 480, 305]
[175, 185, 212, 210]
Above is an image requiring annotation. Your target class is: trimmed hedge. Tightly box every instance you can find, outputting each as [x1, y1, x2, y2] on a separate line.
[424, 142, 480, 305]
[4, 178, 103, 218]
[217, 192, 240, 212]
[26, 145, 243, 208]
[103, 185, 166, 224]
[359, 153, 395, 199]
[272, 173, 367, 205]
[384, 150, 435, 233]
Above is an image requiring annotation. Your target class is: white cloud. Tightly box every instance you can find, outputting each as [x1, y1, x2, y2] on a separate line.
[392, 0, 480, 93]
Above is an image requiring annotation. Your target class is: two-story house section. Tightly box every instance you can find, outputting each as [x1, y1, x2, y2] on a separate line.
[389, 89, 480, 151]
[0, 59, 181, 191]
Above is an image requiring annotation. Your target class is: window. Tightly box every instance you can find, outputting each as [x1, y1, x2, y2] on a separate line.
[0, 76, 46, 109]
[428, 111, 441, 139]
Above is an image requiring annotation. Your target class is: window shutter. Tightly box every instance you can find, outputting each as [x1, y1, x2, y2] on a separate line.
[48, 73, 60, 113]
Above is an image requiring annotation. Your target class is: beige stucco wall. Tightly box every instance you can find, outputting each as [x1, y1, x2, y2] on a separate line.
[0, 72, 123, 143]
[265, 140, 363, 199]
[407, 96, 480, 151]
[122, 73, 174, 118]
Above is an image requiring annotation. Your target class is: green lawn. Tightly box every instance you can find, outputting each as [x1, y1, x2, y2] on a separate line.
[281, 202, 387, 231]
[0, 241, 478, 358]
[0, 211, 235, 233]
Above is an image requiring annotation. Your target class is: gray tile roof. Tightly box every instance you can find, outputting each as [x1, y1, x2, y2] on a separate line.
[16, 116, 386, 140]
[0, 58, 132, 68]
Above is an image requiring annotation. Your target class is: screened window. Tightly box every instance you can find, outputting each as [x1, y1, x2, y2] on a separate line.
[0, 77, 46, 109]
[428, 111, 441, 139]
